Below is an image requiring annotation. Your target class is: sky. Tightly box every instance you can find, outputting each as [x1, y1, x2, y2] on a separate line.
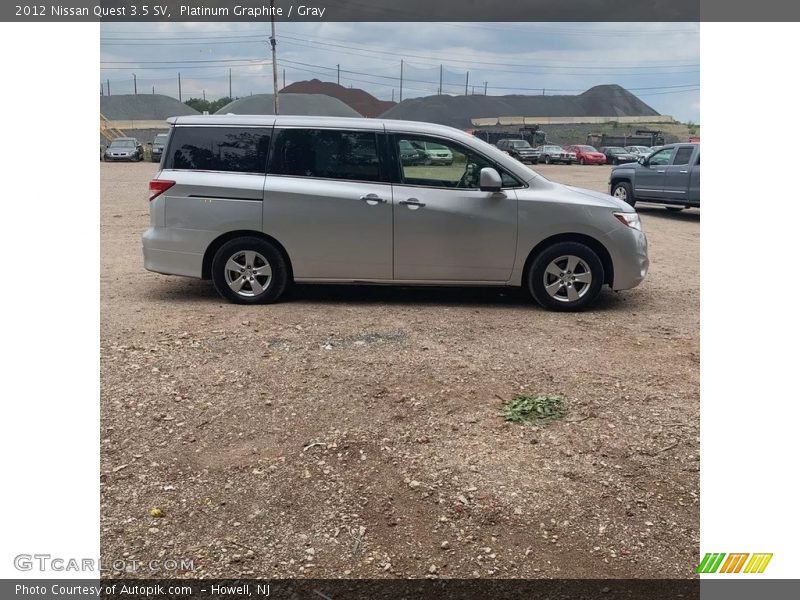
[100, 22, 700, 122]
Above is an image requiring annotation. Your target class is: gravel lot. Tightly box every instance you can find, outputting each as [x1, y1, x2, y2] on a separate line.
[101, 162, 699, 578]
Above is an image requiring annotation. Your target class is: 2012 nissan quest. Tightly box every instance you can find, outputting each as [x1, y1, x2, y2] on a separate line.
[143, 116, 648, 311]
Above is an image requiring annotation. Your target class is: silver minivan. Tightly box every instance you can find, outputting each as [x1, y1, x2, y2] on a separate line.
[143, 115, 648, 311]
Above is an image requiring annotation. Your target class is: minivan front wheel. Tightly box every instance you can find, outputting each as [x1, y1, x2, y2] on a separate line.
[528, 242, 605, 312]
[211, 237, 288, 304]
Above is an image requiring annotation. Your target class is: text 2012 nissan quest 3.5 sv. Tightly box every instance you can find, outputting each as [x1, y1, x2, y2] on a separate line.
[143, 116, 648, 311]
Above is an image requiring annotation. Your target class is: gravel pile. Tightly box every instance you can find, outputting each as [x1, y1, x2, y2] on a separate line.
[216, 93, 361, 117]
[101, 94, 200, 120]
[281, 79, 397, 118]
[381, 85, 659, 129]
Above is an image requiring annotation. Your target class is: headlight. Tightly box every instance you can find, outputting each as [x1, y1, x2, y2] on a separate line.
[613, 212, 641, 231]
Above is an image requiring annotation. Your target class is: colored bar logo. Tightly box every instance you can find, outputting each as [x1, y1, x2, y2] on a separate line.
[697, 553, 773, 573]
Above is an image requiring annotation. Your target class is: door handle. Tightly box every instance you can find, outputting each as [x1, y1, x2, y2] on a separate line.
[399, 198, 426, 208]
[679, 170, 689, 173]
[360, 193, 387, 205]
[656, 170, 666, 173]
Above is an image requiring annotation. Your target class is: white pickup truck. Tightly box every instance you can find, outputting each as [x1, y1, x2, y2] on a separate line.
[609, 143, 700, 210]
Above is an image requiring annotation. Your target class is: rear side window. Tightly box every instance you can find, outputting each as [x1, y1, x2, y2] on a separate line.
[269, 129, 382, 183]
[165, 127, 271, 174]
[672, 147, 695, 165]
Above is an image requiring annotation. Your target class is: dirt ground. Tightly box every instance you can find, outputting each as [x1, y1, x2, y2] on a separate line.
[100, 162, 699, 579]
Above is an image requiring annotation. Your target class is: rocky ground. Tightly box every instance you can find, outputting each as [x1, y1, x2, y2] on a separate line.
[100, 162, 699, 578]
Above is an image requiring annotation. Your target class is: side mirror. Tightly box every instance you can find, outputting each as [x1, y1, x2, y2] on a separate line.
[479, 167, 503, 193]
[638, 157, 648, 166]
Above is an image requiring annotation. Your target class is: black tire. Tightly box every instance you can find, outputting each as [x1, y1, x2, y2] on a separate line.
[527, 241, 605, 312]
[613, 158, 620, 165]
[567, 160, 573, 165]
[211, 237, 289, 304]
[579, 158, 585, 165]
[544, 155, 551, 164]
[611, 181, 635, 207]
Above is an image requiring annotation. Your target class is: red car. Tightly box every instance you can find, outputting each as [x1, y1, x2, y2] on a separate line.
[565, 145, 606, 165]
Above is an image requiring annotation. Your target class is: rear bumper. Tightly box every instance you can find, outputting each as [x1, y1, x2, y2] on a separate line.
[142, 227, 204, 278]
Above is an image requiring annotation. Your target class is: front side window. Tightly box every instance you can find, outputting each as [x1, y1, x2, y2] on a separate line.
[395, 135, 520, 189]
[648, 147, 674, 166]
[269, 128, 382, 183]
[166, 127, 271, 173]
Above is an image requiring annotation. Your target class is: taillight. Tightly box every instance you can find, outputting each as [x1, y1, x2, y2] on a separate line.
[149, 179, 175, 201]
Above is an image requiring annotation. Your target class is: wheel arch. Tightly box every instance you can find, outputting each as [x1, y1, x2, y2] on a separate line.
[522, 233, 614, 286]
[202, 230, 294, 281]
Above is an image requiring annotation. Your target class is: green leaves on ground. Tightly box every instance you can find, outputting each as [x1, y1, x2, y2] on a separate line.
[501, 394, 566, 423]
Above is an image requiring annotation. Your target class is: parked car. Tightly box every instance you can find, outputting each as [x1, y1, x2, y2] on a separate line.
[143, 115, 648, 311]
[398, 139, 427, 165]
[609, 143, 700, 210]
[565, 145, 606, 166]
[103, 137, 144, 162]
[600, 146, 638, 165]
[411, 140, 453, 165]
[495, 139, 539, 164]
[625, 145, 651, 157]
[150, 133, 169, 163]
[535, 145, 575, 165]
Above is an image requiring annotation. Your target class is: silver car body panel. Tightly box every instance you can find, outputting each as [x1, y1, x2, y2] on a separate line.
[144, 115, 647, 291]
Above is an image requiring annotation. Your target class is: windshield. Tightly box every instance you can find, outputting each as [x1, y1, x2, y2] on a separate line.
[154, 134, 168, 144]
[606, 147, 625, 154]
[425, 142, 449, 150]
[579, 146, 597, 152]
[509, 140, 531, 148]
[545, 146, 563, 151]
[110, 139, 135, 148]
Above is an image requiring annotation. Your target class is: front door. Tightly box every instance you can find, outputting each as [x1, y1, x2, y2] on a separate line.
[391, 134, 518, 282]
[635, 146, 674, 200]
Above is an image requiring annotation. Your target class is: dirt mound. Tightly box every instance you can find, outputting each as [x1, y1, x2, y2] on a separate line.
[215, 93, 361, 117]
[380, 85, 659, 129]
[100, 94, 200, 120]
[281, 79, 396, 118]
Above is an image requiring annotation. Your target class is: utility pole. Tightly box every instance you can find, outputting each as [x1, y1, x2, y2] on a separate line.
[178, 73, 182, 102]
[106, 79, 110, 96]
[283, 68, 286, 89]
[100, 83, 103, 97]
[399, 60, 404, 102]
[152, 86, 155, 95]
[229, 68, 232, 98]
[337, 64, 340, 85]
[484, 81, 488, 95]
[465, 71, 469, 95]
[202, 89, 206, 101]
[269, 0, 279, 114]
[439, 64, 443, 95]
[392, 89, 394, 102]
[133, 73, 137, 95]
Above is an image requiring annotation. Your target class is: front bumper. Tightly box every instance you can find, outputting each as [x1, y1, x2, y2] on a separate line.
[606, 225, 649, 290]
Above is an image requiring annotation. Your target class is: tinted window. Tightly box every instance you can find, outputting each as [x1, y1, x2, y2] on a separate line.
[166, 127, 271, 173]
[270, 129, 381, 182]
[673, 147, 695, 165]
[396, 135, 520, 189]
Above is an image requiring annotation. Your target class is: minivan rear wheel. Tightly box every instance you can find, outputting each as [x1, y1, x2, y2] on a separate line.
[527, 242, 605, 312]
[211, 237, 288, 304]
